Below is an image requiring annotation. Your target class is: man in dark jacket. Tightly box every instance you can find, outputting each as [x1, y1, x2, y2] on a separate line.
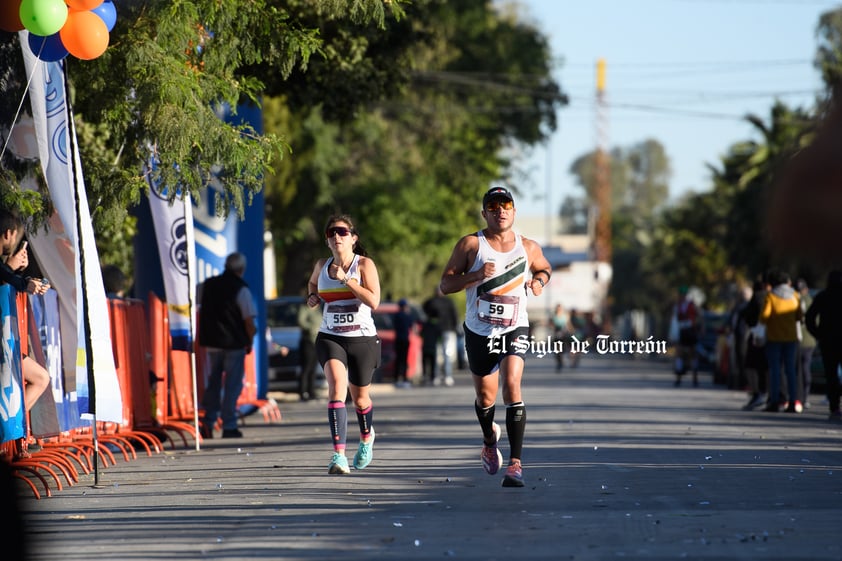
[198, 252, 257, 438]
[805, 269, 842, 421]
[422, 287, 459, 386]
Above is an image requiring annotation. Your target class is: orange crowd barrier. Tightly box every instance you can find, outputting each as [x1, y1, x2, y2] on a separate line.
[7, 289, 282, 499]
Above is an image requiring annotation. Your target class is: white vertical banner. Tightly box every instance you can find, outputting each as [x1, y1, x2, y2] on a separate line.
[21, 34, 123, 424]
[146, 168, 197, 352]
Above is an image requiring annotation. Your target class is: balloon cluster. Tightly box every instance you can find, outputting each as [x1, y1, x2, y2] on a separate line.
[0, 0, 117, 62]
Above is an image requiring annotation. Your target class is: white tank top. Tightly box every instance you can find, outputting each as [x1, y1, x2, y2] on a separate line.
[464, 230, 530, 336]
[317, 255, 376, 337]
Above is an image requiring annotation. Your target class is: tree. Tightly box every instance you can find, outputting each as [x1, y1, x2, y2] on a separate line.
[711, 102, 815, 278]
[1, 0, 408, 274]
[563, 139, 672, 314]
[264, 0, 566, 297]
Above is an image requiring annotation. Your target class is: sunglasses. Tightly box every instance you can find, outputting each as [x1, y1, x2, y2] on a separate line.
[326, 226, 353, 238]
[484, 200, 514, 212]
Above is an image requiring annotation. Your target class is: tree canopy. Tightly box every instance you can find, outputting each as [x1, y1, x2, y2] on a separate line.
[1, 0, 566, 302]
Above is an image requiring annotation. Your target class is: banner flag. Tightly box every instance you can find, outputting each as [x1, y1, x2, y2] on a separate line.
[0, 285, 25, 443]
[21, 35, 123, 423]
[146, 169, 197, 352]
[29, 291, 81, 433]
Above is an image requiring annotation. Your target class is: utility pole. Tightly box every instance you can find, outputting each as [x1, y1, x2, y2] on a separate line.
[593, 58, 611, 264]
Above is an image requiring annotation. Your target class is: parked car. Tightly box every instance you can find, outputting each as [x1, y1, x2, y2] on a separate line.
[265, 296, 324, 395]
[372, 302, 423, 383]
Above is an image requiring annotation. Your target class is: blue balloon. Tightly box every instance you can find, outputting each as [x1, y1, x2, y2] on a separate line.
[28, 32, 68, 63]
[92, 0, 117, 32]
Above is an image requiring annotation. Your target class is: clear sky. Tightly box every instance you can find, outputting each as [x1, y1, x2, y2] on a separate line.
[510, 0, 839, 217]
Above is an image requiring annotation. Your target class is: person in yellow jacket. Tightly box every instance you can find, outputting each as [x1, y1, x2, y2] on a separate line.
[760, 269, 803, 412]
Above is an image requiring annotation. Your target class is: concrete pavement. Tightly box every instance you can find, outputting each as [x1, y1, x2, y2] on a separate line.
[19, 355, 842, 560]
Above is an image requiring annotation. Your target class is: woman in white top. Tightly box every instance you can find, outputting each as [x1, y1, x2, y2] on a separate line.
[305, 214, 381, 475]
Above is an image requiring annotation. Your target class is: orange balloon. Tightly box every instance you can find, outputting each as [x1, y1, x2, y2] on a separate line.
[65, 0, 104, 9]
[59, 10, 109, 60]
[0, 0, 24, 32]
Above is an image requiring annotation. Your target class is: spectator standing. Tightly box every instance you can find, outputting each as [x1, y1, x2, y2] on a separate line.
[673, 286, 700, 387]
[796, 279, 817, 409]
[727, 285, 752, 390]
[423, 286, 459, 386]
[805, 269, 842, 421]
[740, 279, 768, 410]
[567, 308, 586, 367]
[305, 214, 381, 474]
[420, 316, 441, 386]
[0, 210, 51, 416]
[198, 252, 257, 438]
[550, 303, 569, 372]
[297, 296, 322, 401]
[760, 269, 802, 413]
[392, 298, 414, 388]
[439, 186, 552, 488]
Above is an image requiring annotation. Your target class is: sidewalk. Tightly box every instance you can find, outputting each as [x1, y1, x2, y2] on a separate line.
[19, 355, 842, 560]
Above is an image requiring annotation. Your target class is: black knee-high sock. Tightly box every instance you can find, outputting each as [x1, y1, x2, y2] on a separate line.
[505, 401, 526, 462]
[356, 405, 373, 439]
[475, 401, 496, 443]
[328, 400, 347, 451]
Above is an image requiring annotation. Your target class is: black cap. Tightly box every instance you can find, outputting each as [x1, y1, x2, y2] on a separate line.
[482, 186, 514, 207]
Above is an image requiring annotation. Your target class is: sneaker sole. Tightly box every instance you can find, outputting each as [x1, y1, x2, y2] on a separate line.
[328, 463, 350, 475]
[354, 429, 375, 470]
[501, 475, 524, 488]
[328, 455, 350, 475]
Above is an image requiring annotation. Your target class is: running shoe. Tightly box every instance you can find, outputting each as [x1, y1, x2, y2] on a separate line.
[501, 462, 524, 488]
[328, 452, 350, 475]
[788, 400, 803, 413]
[480, 422, 503, 475]
[741, 393, 765, 411]
[353, 429, 375, 470]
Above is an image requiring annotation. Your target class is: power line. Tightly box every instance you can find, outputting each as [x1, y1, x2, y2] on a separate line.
[561, 58, 812, 69]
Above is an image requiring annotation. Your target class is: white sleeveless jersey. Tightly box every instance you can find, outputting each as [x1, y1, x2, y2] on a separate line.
[464, 230, 531, 336]
[317, 255, 377, 337]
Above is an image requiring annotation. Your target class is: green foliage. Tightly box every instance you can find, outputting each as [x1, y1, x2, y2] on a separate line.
[6, 1, 562, 307]
[265, 1, 566, 299]
[816, 8, 842, 97]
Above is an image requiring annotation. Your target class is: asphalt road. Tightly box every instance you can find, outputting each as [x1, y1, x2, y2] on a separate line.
[18, 354, 842, 561]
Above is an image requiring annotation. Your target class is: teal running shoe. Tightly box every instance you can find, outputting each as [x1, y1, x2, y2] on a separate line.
[353, 428, 375, 470]
[328, 452, 350, 475]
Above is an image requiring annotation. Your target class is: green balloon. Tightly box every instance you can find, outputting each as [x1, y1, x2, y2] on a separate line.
[20, 0, 68, 37]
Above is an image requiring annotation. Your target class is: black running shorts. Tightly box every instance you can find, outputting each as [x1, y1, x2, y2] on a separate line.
[463, 324, 529, 376]
[315, 333, 381, 387]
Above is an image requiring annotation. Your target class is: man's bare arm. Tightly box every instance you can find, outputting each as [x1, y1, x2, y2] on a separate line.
[440, 234, 493, 294]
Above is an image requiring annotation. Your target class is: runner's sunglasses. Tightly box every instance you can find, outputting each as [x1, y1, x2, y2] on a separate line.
[484, 200, 514, 212]
[325, 226, 353, 238]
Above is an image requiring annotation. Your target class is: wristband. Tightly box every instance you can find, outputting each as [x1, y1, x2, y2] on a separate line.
[308, 292, 318, 300]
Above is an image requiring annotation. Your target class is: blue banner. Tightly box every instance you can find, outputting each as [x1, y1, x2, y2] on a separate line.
[0, 285, 25, 443]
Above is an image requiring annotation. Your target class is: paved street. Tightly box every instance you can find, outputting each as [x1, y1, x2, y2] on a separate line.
[19, 354, 842, 560]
